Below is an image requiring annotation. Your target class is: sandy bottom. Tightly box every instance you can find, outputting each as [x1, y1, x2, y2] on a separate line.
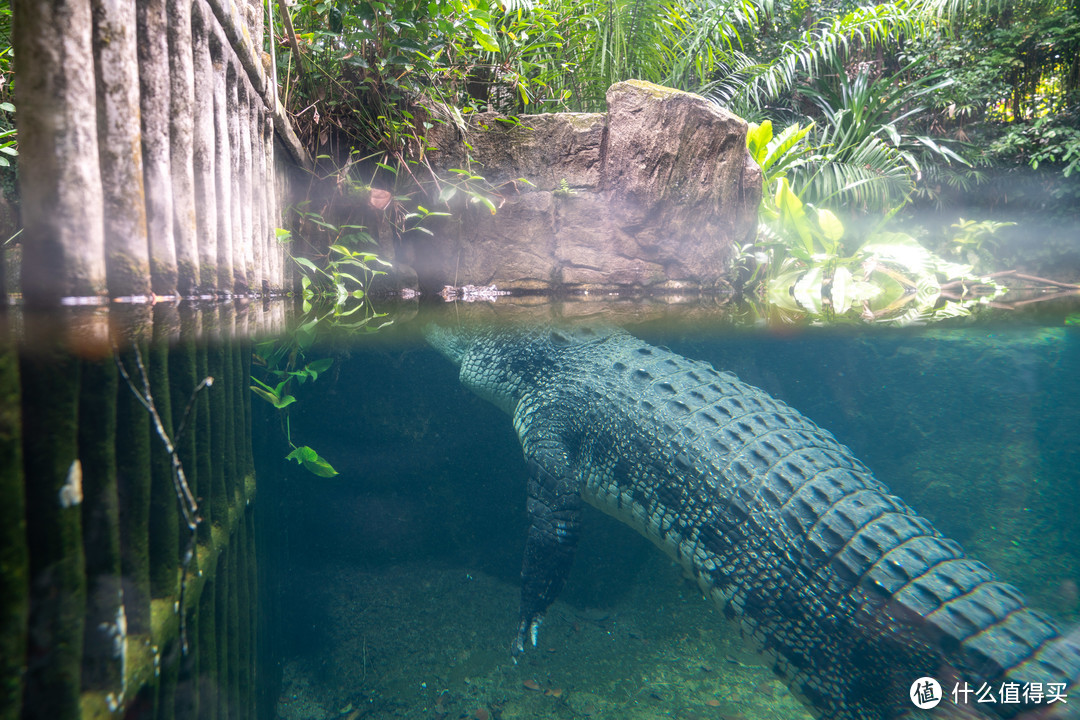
[275, 553, 813, 720]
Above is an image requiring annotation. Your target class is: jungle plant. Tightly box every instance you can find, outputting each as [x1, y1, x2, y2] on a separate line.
[744, 119, 1005, 323]
[252, 339, 340, 477]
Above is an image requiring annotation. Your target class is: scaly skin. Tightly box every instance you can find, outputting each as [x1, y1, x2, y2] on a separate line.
[426, 323, 1080, 720]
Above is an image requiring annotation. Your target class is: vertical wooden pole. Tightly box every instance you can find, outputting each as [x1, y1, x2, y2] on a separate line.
[228, 67, 247, 293]
[207, 312, 229, 528]
[214, 551, 230, 720]
[235, 516, 250, 720]
[148, 306, 179, 601]
[19, 343, 85, 719]
[13, 0, 107, 304]
[227, 545, 239, 720]
[78, 357, 124, 697]
[211, 32, 234, 292]
[0, 341, 27, 720]
[174, 605, 200, 720]
[116, 335, 153, 637]
[238, 85, 255, 292]
[197, 573, 217, 720]
[157, 638, 179, 720]
[196, 333, 214, 541]
[137, 0, 178, 295]
[168, 0, 200, 294]
[252, 106, 268, 294]
[192, 1, 219, 292]
[91, 0, 152, 299]
[244, 508, 257, 720]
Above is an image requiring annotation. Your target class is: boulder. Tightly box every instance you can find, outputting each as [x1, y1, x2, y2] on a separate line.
[411, 80, 760, 292]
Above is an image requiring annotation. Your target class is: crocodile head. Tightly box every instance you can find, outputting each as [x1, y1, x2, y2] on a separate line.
[424, 323, 622, 414]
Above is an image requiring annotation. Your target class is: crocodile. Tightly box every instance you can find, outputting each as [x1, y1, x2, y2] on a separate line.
[425, 323, 1080, 720]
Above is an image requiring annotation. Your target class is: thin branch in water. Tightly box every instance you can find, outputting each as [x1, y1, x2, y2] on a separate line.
[115, 344, 214, 655]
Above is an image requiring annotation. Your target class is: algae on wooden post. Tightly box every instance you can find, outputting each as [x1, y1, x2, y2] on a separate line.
[235, 514, 251, 718]
[210, 30, 235, 290]
[148, 312, 179, 600]
[0, 344, 27, 720]
[137, 0, 178, 295]
[174, 606, 199, 720]
[196, 338, 214, 541]
[227, 543, 241, 720]
[192, 1, 219, 292]
[116, 341, 153, 636]
[167, 0, 200, 295]
[237, 84, 255, 291]
[197, 573, 218, 720]
[228, 66, 247, 292]
[215, 552, 230, 720]
[91, 0, 152, 299]
[13, 0, 107, 303]
[250, 101, 266, 293]
[19, 347, 86, 719]
[78, 357, 124, 695]
[207, 326, 229, 527]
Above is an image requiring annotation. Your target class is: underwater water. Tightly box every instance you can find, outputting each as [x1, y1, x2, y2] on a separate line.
[4, 299, 1080, 720]
[270, 307, 1080, 720]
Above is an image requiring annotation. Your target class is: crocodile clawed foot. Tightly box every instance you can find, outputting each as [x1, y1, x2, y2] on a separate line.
[511, 614, 544, 662]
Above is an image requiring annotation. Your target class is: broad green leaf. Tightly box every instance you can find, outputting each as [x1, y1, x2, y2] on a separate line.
[285, 445, 339, 477]
[816, 208, 845, 243]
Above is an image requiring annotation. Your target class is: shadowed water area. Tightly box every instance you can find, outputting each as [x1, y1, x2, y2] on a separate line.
[3, 296, 1080, 720]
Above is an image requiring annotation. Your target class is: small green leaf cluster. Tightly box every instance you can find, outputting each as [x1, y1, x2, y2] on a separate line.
[252, 340, 340, 478]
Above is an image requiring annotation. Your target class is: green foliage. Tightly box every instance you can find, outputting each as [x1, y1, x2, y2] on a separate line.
[252, 340, 340, 478]
[743, 119, 1005, 324]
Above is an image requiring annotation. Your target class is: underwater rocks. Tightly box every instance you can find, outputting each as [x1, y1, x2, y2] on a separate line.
[410, 80, 761, 293]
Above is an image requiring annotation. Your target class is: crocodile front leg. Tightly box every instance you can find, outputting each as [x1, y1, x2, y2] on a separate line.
[513, 399, 584, 657]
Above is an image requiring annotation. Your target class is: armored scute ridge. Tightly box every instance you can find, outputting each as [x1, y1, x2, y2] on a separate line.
[426, 324, 1080, 720]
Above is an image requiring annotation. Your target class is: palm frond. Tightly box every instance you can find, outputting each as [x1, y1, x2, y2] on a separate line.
[707, 1, 929, 112]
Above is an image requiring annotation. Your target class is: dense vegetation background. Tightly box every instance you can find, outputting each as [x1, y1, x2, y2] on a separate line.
[271, 0, 1079, 287]
[0, 0, 1077, 299]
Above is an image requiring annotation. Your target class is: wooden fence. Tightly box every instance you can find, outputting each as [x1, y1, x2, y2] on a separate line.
[10, 0, 308, 306]
[0, 301, 287, 720]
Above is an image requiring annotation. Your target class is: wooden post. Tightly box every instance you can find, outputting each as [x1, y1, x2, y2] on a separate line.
[148, 307, 179, 601]
[196, 334, 214, 541]
[19, 344, 86, 719]
[0, 341, 27, 720]
[228, 67, 247, 293]
[192, 1, 219, 292]
[235, 516, 250, 720]
[116, 336, 153, 637]
[168, 0, 200, 294]
[211, 32, 235, 292]
[13, 0, 107, 304]
[197, 572, 217, 720]
[251, 105, 268, 294]
[78, 357, 124, 697]
[214, 551, 230, 720]
[137, 0, 178, 295]
[238, 84, 255, 291]
[244, 509, 257, 720]
[91, 0, 152, 299]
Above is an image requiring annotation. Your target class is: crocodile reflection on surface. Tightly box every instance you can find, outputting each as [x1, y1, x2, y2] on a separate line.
[426, 323, 1080, 720]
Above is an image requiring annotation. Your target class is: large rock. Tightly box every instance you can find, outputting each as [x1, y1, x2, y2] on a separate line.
[410, 80, 760, 292]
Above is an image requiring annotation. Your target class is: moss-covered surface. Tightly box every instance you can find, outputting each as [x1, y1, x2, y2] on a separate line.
[148, 321, 179, 599]
[0, 344, 26, 720]
[78, 357, 123, 692]
[19, 346, 86, 720]
[196, 340, 214, 541]
[117, 343, 153, 636]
